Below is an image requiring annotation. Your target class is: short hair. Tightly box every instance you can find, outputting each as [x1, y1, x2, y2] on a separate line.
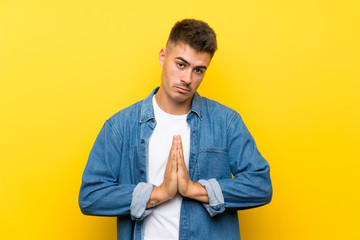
[167, 19, 217, 57]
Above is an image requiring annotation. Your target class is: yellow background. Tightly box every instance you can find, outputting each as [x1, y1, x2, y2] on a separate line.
[1, 0, 359, 239]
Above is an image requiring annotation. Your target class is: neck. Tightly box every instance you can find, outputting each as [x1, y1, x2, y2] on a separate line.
[154, 91, 192, 115]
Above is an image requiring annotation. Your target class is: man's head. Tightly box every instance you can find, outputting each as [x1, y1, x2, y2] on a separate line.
[156, 19, 217, 114]
[166, 19, 217, 58]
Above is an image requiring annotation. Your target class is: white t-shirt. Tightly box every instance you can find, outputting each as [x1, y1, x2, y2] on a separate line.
[143, 95, 190, 240]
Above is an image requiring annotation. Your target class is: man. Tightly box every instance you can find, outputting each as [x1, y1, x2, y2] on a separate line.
[79, 19, 272, 240]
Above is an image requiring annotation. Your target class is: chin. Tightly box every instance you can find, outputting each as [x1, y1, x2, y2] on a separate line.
[170, 94, 187, 102]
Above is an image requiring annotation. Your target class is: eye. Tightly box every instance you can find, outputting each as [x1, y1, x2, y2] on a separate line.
[177, 62, 185, 68]
[194, 68, 204, 74]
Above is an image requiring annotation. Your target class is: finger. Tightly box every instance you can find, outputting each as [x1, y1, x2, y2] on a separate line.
[167, 136, 176, 166]
[166, 137, 176, 172]
[168, 148, 175, 168]
[176, 150, 182, 168]
[175, 135, 180, 151]
[177, 149, 185, 170]
[171, 149, 178, 171]
[170, 135, 176, 152]
[173, 136, 181, 169]
[176, 137, 184, 164]
[178, 136, 184, 161]
[179, 148, 184, 163]
[177, 152, 182, 169]
[165, 152, 176, 182]
[178, 135, 183, 150]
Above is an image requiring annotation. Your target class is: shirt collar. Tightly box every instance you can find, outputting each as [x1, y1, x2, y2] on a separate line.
[140, 87, 203, 123]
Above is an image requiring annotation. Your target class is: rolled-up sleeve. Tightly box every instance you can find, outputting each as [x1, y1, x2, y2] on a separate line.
[130, 182, 154, 220]
[198, 178, 225, 217]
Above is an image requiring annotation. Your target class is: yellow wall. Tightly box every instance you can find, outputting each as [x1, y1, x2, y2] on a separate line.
[1, 0, 359, 239]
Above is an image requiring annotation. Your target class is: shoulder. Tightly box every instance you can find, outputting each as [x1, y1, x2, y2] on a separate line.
[105, 100, 143, 134]
[198, 96, 248, 145]
[110, 100, 142, 121]
[200, 96, 241, 121]
[108, 87, 157, 125]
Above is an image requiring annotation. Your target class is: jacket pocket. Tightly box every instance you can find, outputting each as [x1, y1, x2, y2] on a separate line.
[196, 148, 231, 180]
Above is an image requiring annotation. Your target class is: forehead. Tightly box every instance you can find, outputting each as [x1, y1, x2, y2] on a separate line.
[167, 43, 211, 67]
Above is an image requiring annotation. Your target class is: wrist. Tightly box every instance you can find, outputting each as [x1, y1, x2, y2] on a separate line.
[183, 182, 209, 203]
[181, 180, 196, 198]
[146, 186, 168, 208]
[158, 185, 173, 202]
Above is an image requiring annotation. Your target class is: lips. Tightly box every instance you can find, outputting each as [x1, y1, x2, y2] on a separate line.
[175, 86, 191, 93]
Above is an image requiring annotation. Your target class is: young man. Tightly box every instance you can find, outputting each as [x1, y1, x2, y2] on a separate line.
[79, 19, 272, 240]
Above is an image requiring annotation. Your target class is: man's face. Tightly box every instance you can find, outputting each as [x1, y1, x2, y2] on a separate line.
[158, 42, 211, 107]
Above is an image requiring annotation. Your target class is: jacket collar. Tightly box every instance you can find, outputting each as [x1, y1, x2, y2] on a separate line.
[189, 91, 203, 120]
[139, 87, 203, 123]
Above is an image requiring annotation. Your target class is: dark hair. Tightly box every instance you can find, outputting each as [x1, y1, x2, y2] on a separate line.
[167, 19, 217, 57]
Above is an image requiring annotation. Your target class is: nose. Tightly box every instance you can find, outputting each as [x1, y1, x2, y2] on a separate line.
[180, 69, 192, 85]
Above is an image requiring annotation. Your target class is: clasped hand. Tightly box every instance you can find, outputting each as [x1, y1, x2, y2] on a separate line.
[147, 135, 208, 208]
[160, 135, 193, 200]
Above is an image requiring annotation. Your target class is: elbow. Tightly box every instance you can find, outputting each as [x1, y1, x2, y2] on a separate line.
[258, 165, 273, 206]
[78, 180, 102, 216]
[260, 181, 273, 206]
[249, 176, 272, 207]
[80, 207, 91, 216]
[264, 186, 273, 205]
[79, 195, 92, 215]
[78, 189, 98, 216]
[79, 204, 91, 216]
[78, 188, 115, 216]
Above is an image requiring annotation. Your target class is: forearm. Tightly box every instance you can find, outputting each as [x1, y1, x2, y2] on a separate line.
[218, 169, 272, 210]
[146, 182, 209, 209]
[79, 180, 136, 216]
[182, 182, 209, 203]
[146, 186, 169, 208]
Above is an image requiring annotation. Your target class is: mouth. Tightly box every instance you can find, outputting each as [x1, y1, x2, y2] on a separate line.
[175, 86, 191, 93]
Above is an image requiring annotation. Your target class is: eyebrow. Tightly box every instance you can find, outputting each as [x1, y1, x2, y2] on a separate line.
[175, 57, 207, 70]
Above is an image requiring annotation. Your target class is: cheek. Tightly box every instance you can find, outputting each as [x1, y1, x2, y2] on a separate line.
[191, 75, 204, 86]
[167, 66, 181, 80]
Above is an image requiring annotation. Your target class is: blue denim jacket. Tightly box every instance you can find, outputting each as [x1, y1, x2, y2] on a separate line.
[79, 88, 272, 240]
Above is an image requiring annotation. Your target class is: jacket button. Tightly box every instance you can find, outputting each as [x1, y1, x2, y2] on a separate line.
[141, 139, 145, 143]
[140, 169, 144, 174]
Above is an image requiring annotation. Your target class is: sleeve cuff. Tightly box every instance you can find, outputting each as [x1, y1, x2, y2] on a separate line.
[198, 178, 225, 217]
[130, 182, 154, 221]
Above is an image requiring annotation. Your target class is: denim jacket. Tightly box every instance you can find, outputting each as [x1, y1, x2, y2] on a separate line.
[79, 88, 272, 240]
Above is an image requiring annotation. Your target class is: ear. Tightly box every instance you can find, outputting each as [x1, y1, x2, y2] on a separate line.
[159, 48, 166, 67]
